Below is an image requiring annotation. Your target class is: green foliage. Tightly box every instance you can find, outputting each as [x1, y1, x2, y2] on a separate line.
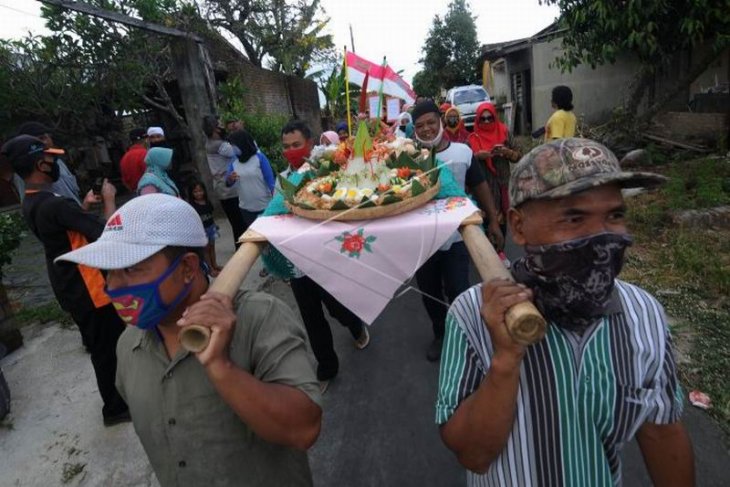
[540, 0, 730, 73]
[311, 55, 360, 122]
[14, 301, 73, 328]
[204, 0, 335, 77]
[624, 177, 730, 431]
[413, 0, 481, 96]
[218, 77, 290, 173]
[0, 0, 196, 141]
[0, 213, 25, 280]
[664, 158, 730, 210]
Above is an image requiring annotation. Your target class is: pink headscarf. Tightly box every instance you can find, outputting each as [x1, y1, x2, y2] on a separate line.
[320, 131, 340, 146]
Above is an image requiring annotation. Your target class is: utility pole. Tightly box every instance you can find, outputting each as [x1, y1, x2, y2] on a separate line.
[349, 23, 356, 53]
[38, 0, 218, 204]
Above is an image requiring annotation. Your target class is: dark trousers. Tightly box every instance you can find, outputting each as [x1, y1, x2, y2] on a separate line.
[290, 275, 363, 381]
[220, 197, 246, 249]
[240, 208, 263, 234]
[415, 241, 470, 340]
[70, 304, 128, 419]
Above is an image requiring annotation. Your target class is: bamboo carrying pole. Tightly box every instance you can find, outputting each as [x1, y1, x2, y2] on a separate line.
[178, 214, 546, 352]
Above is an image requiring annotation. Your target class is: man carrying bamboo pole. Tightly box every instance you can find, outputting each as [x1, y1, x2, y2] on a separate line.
[56, 194, 322, 487]
[436, 138, 694, 486]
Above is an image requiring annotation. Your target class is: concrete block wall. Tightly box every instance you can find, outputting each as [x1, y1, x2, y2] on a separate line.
[531, 38, 643, 128]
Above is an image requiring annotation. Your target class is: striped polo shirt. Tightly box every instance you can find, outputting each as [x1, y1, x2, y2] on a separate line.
[436, 280, 684, 487]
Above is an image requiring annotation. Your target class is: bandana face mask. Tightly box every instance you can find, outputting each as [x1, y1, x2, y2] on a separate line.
[511, 232, 633, 332]
[106, 256, 191, 330]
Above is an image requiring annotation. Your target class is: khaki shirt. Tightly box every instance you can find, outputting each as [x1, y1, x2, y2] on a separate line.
[116, 291, 321, 487]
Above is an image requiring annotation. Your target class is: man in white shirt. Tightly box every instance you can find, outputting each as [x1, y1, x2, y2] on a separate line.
[411, 101, 504, 361]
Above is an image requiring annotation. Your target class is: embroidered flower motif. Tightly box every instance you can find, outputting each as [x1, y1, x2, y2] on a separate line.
[335, 228, 376, 258]
[420, 197, 468, 215]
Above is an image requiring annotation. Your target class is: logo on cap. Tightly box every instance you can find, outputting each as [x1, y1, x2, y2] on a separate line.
[106, 214, 123, 231]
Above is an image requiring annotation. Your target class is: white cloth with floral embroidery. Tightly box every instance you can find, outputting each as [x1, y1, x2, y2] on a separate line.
[249, 197, 479, 324]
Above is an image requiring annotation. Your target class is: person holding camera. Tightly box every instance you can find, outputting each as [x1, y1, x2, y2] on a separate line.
[1, 135, 129, 427]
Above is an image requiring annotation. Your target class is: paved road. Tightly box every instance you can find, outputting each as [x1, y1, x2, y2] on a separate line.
[0, 217, 727, 486]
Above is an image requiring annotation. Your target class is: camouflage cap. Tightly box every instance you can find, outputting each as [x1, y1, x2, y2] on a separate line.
[509, 138, 666, 208]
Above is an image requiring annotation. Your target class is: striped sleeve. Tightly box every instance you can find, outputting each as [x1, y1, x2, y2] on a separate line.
[436, 311, 484, 425]
[646, 328, 684, 424]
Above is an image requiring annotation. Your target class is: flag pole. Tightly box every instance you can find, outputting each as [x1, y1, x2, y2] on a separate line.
[376, 56, 387, 131]
[344, 46, 352, 137]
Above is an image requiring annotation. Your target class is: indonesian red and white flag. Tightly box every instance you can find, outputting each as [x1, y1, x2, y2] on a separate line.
[346, 51, 416, 104]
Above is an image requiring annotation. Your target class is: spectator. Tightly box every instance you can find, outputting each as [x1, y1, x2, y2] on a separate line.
[16, 121, 81, 206]
[319, 131, 340, 146]
[225, 129, 274, 233]
[187, 180, 221, 277]
[225, 118, 244, 133]
[1, 134, 129, 427]
[468, 102, 522, 234]
[0, 150, 23, 206]
[119, 128, 148, 192]
[545, 85, 577, 140]
[443, 106, 470, 144]
[335, 121, 349, 142]
[146, 126, 166, 147]
[56, 194, 322, 486]
[393, 112, 414, 139]
[203, 115, 246, 249]
[137, 147, 179, 196]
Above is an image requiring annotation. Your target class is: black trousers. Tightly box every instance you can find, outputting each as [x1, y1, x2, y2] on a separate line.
[70, 304, 128, 419]
[240, 208, 263, 234]
[220, 197, 246, 249]
[415, 241, 470, 340]
[290, 275, 363, 381]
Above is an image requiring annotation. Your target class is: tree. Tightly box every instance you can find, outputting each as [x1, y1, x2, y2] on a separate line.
[539, 0, 730, 121]
[412, 0, 481, 96]
[203, 0, 335, 77]
[39, 0, 193, 131]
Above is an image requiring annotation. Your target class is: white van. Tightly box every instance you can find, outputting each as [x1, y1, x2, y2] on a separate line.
[445, 85, 490, 130]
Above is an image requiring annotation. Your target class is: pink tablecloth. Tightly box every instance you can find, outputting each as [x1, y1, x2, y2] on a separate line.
[250, 197, 479, 324]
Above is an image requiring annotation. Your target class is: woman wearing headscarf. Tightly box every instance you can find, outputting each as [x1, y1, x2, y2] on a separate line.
[393, 112, 414, 139]
[225, 130, 274, 232]
[320, 131, 340, 146]
[335, 121, 349, 142]
[467, 102, 521, 231]
[137, 147, 180, 196]
[443, 106, 470, 143]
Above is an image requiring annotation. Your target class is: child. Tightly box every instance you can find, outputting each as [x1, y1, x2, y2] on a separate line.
[187, 181, 222, 277]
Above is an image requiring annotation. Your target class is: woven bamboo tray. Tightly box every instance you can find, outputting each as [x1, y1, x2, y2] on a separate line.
[286, 180, 441, 221]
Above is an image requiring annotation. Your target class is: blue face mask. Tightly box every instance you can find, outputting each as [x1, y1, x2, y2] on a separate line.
[106, 256, 191, 330]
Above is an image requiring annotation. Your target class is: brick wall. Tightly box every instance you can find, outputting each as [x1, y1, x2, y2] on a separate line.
[227, 62, 322, 134]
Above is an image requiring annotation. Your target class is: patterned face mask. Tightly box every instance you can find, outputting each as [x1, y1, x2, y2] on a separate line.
[511, 232, 633, 332]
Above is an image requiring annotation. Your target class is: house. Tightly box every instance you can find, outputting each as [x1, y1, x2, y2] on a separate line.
[481, 23, 729, 142]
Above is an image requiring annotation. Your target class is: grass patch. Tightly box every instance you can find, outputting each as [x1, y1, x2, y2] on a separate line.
[664, 157, 730, 210]
[14, 301, 73, 328]
[61, 462, 86, 484]
[625, 158, 730, 433]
